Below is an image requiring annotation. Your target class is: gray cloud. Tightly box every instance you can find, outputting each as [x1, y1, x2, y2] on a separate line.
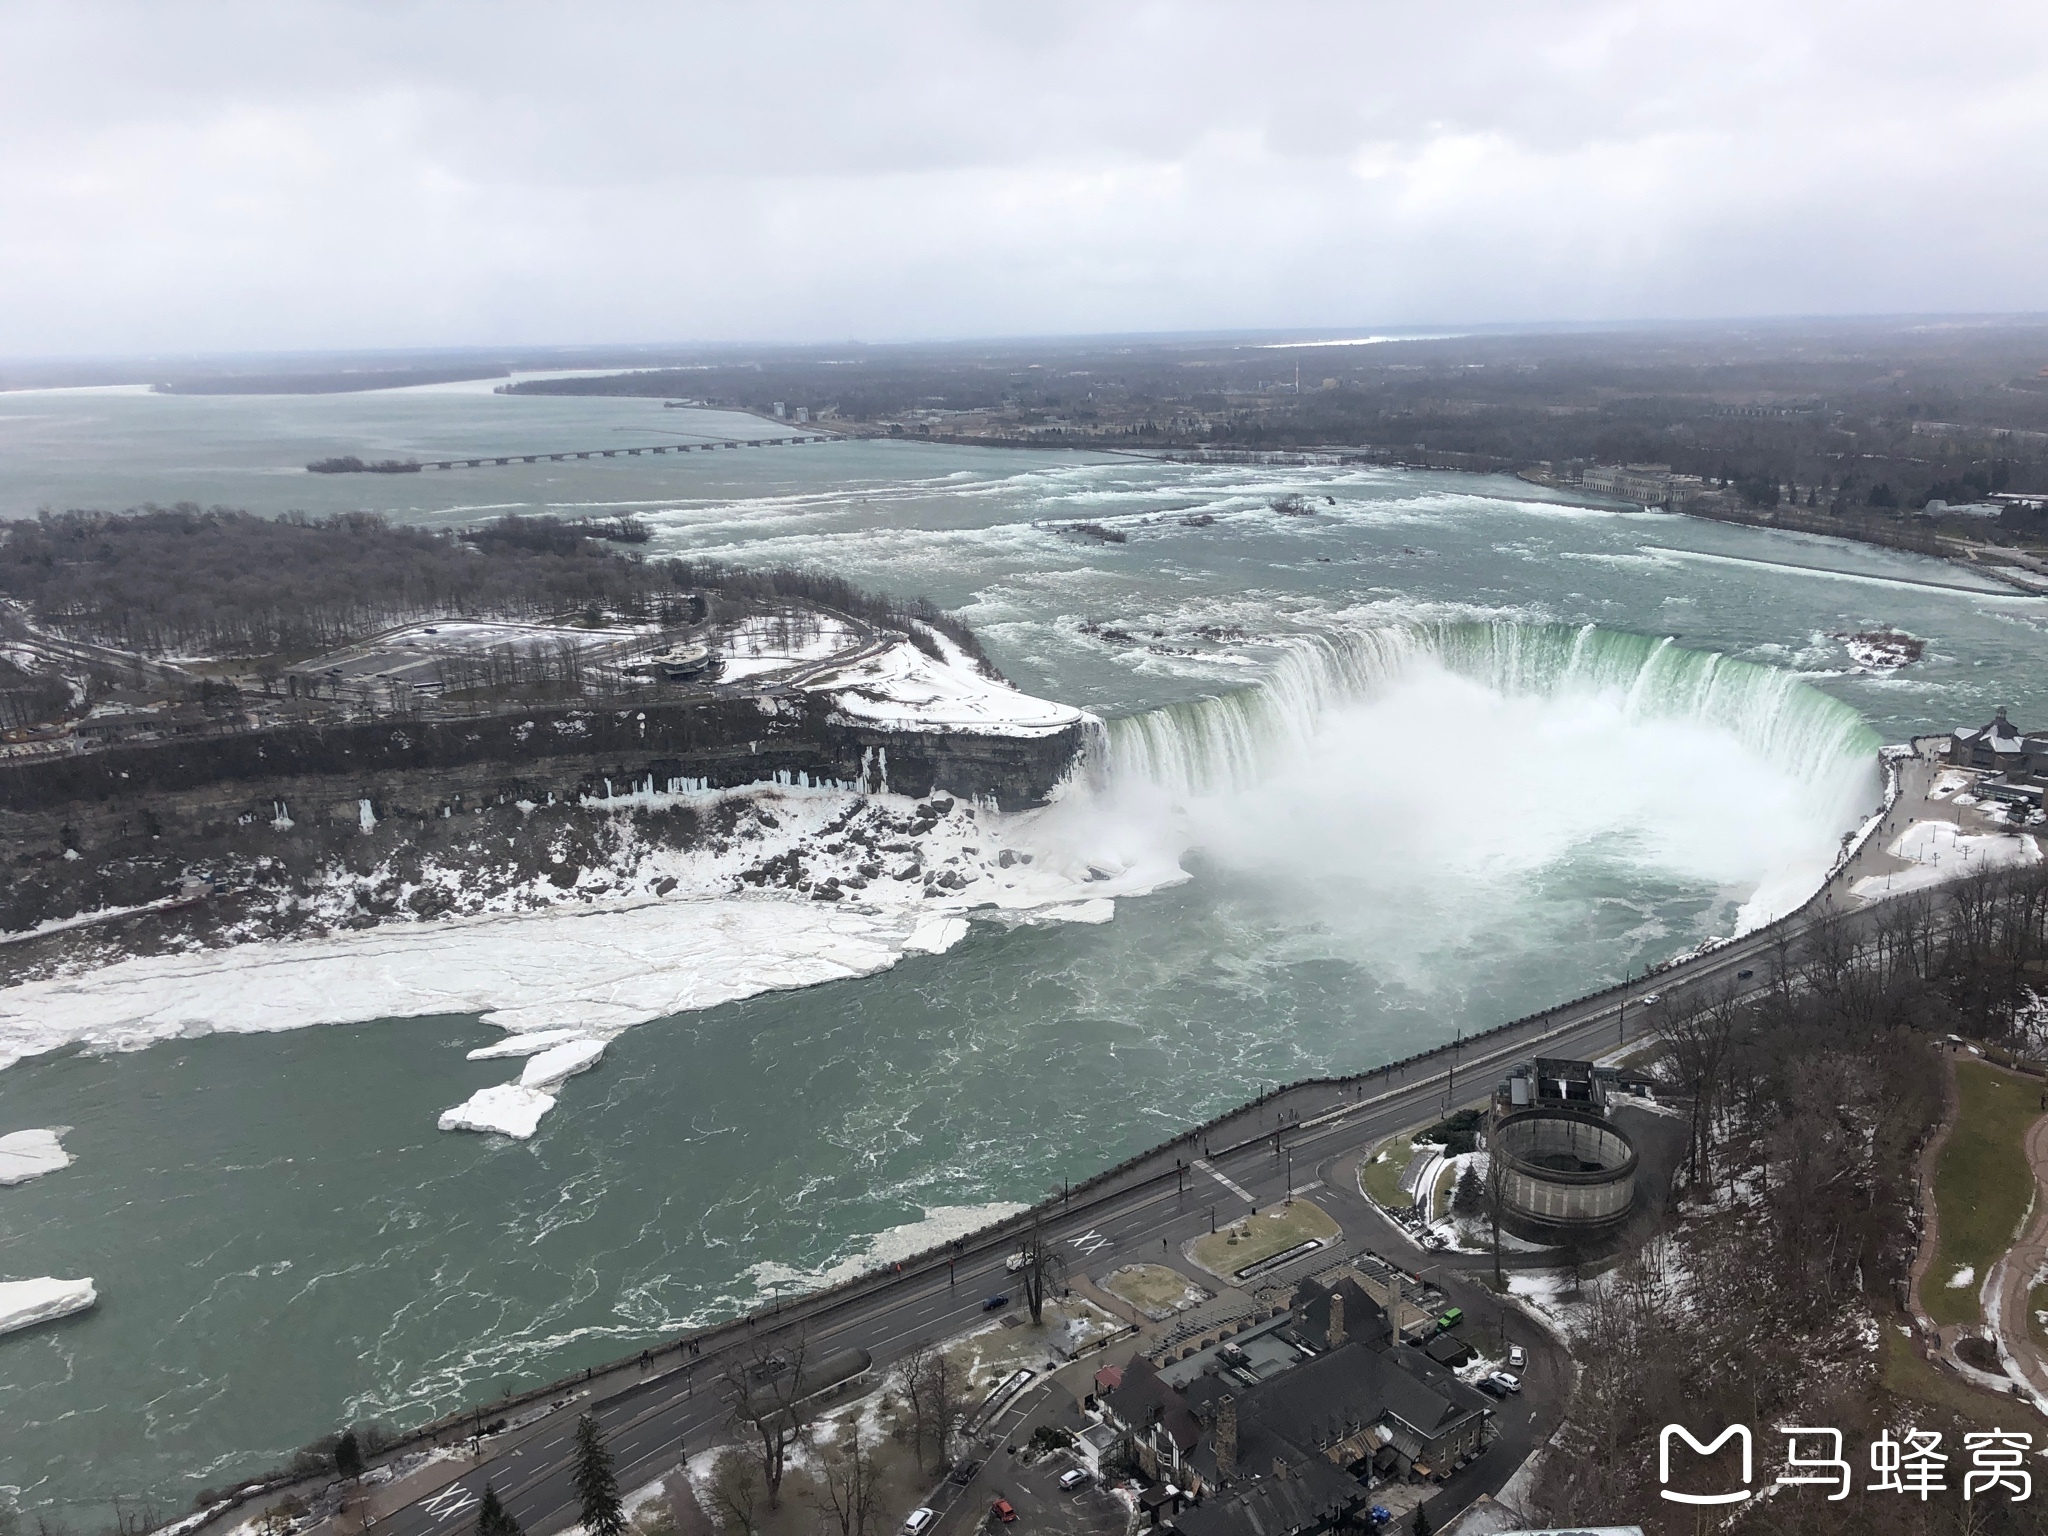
[2, 0, 2044, 354]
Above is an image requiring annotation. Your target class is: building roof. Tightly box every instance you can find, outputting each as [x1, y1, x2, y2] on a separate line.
[1170, 1454, 1361, 1536]
[1954, 708, 2044, 755]
[1105, 1355, 1204, 1453]
[1182, 1339, 1490, 1481]
[1289, 1276, 1392, 1351]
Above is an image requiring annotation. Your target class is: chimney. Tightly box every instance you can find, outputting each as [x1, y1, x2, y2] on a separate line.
[1214, 1395, 1237, 1480]
[1326, 1289, 1346, 1351]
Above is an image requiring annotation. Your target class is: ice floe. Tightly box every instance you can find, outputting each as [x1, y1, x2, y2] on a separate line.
[0, 1127, 73, 1185]
[519, 1038, 606, 1089]
[437, 1084, 557, 1139]
[465, 1028, 590, 1061]
[0, 1276, 96, 1336]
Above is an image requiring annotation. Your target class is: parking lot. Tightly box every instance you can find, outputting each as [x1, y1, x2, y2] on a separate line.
[973, 1447, 1125, 1536]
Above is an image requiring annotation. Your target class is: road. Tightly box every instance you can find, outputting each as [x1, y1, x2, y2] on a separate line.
[350, 906, 1830, 1536]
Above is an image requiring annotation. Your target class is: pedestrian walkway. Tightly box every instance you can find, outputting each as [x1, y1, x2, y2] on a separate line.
[1986, 1100, 2048, 1403]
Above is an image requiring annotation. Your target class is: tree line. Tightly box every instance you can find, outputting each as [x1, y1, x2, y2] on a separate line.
[1535, 864, 2048, 1531]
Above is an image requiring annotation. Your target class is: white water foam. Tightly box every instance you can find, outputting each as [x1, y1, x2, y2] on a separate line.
[1098, 621, 1882, 942]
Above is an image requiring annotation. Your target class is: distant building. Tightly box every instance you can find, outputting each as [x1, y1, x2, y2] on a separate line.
[1581, 464, 1677, 505]
[794, 407, 809, 423]
[1947, 708, 2048, 799]
[773, 401, 788, 418]
[1919, 499, 2001, 518]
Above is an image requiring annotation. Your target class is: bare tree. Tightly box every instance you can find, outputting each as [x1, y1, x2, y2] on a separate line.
[1657, 988, 1739, 1196]
[1013, 1216, 1068, 1325]
[898, 1340, 961, 1472]
[703, 1450, 760, 1536]
[810, 1436, 881, 1536]
[1483, 1141, 1512, 1289]
[723, 1332, 814, 1509]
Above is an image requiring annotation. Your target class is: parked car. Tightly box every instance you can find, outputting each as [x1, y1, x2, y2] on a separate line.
[1489, 1370, 1522, 1394]
[950, 1460, 982, 1485]
[1436, 1307, 1463, 1331]
[1057, 1468, 1090, 1490]
[904, 1510, 937, 1536]
[1639, 992, 1661, 1006]
[983, 1293, 1010, 1311]
[1736, 968, 1754, 980]
[991, 1499, 1018, 1524]
[1475, 1376, 1507, 1399]
[1005, 1252, 1028, 1272]
[1507, 1344, 1526, 1368]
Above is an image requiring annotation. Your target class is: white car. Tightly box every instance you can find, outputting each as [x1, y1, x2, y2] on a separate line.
[1005, 1252, 1028, 1272]
[904, 1510, 938, 1536]
[1506, 1344, 1525, 1369]
[1488, 1371, 1521, 1394]
[1058, 1468, 1090, 1490]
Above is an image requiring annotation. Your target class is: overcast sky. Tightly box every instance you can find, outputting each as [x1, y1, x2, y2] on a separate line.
[3, 1, 2046, 357]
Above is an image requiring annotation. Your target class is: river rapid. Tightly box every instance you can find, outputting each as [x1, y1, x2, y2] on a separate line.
[3, 381, 2046, 1522]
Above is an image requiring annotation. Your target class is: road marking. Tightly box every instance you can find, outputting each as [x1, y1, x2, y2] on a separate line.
[1192, 1158, 1255, 1204]
[419, 1487, 481, 1524]
[1067, 1229, 1110, 1256]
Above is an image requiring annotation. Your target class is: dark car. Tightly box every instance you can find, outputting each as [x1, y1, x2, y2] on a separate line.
[983, 1293, 1010, 1311]
[950, 1460, 982, 1485]
[1737, 968, 1754, 980]
[1475, 1376, 1508, 1399]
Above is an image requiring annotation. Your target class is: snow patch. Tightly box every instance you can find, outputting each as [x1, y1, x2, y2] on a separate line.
[1947, 1265, 1976, 1289]
[0, 1127, 73, 1185]
[810, 635, 1084, 738]
[1850, 821, 2042, 900]
[0, 1276, 97, 1336]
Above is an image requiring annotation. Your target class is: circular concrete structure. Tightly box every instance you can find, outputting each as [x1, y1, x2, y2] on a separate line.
[1492, 1108, 1638, 1241]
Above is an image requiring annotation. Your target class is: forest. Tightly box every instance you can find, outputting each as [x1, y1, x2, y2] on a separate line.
[0, 506, 983, 668]
[1535, 864, 2048, 1533]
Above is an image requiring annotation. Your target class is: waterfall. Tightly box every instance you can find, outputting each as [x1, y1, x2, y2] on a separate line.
[1103, 621, 1882, 805]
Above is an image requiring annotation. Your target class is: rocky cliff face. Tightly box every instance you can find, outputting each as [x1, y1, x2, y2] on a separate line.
[0, 690, 1091, 943]
[0, 692, 1086, 853]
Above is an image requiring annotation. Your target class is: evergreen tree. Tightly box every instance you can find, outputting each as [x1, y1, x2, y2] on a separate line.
[1411, 1502, 1432, 1536]
[1451, 1163, 1485, 1218]
[475, 1485, 523, 1536]
[573, 1414, 625, 1536]
[334, 1430, 364, 1483]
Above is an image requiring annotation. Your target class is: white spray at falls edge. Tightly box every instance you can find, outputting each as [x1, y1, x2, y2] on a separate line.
[1096, 620, 1885, 956]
